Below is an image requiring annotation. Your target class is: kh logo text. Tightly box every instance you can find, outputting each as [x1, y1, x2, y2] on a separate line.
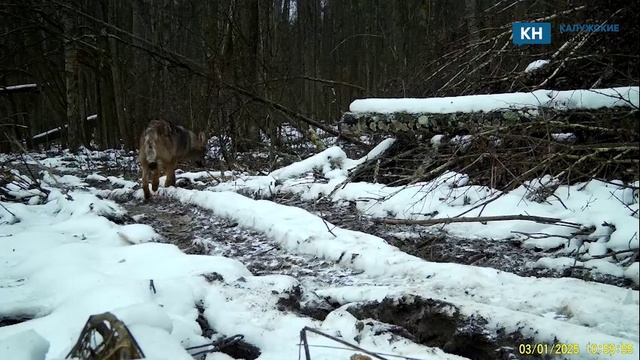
[512, 22, 551, 45]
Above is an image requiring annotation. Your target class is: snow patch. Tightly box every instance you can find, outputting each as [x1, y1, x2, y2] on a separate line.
[0, 330, 49, 360]
[625, 263, 640, 285]
[524, 59, 550, 73]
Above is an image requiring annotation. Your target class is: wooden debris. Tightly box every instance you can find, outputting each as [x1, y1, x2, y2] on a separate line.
[66, 312, 144, 360]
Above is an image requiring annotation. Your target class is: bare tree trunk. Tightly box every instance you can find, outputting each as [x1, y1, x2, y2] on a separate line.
[63, 12, 81, 150]
[132, 0, 147, 141]
[465, 0, 480, 46]
[108, 0, 131, 149]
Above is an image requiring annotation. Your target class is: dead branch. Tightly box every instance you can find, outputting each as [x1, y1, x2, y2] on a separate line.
[323, 138, 397, 200]
[221, 81, 367, 147]
[0, 202, 17, 221]
[510, 231, 573, 240]
[587, 248, 637, 260]
[377, 214, 583, 228]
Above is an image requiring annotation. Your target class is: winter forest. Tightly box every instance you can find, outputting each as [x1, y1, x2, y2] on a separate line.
[1, 0, 639, 359]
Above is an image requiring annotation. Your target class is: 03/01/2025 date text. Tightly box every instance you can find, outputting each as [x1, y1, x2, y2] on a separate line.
[518, 342, 635, 356]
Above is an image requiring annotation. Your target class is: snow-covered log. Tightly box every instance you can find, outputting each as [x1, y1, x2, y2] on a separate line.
[340, 107, 639, 137]
[30, 114, 98, 147]
[0, 83, 38, 94]
[341, 87, 639, 136]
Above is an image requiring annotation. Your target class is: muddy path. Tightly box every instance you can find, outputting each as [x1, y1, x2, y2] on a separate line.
[125, 198, 362, 287]
[11, 150, 633, 288]
[123, 196, 372, 323]
[85, 162, 633, 290]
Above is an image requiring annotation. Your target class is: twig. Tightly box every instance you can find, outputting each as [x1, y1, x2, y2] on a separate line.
[0, 202, 17, 219]
[319, 213, 337, 237]
[587, 248, 637, 260]
[608, 190, 637, 216]
[511, 230, 573, 240]
[300, 327, 388, 360]
[6, 134, 55, 194]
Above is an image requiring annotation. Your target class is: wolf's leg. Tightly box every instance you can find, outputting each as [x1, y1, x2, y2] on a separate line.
[165, 161, 177, 187]
[151, 168, 160, 191]
[142, 168, 151, 200]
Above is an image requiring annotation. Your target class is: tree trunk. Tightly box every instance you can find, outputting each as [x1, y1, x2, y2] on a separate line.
[63, 14, 82, 151]
[108, 0, 131, 149]
[465, 0, 480, 46]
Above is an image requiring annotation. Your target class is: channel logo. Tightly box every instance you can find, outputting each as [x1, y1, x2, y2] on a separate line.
[512, 22, 551, 45]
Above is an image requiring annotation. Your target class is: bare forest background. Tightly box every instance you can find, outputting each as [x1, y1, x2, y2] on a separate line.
[1, 0, 638, 156]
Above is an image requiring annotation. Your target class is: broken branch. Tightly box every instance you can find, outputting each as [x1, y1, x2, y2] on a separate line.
[376, 214, 583, 228]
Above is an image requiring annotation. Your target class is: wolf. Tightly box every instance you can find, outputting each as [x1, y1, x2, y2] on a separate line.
[139, 119, 207, 200]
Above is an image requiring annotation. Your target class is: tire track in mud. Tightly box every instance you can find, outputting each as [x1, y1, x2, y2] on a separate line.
[17, 169, 608, 359]
[125, 198, 364, 288]
[123, 196, 379, 327]
[8, 157, 632, 359]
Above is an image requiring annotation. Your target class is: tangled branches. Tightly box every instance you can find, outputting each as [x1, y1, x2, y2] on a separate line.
[412, 0, 639, 97]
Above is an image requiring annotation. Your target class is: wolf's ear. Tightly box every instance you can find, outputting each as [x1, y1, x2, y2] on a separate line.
[198, 132, 207, 146]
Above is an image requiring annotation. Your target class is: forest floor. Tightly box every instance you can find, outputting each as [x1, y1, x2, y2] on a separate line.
[1, 146, 638, 360]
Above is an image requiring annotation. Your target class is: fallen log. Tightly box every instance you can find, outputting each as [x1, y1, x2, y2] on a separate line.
[30, 114, 97, 147]
[340, 107, 639, 138]
[0, 83, 38, 94]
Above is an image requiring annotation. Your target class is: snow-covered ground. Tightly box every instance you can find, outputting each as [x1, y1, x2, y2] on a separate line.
[1, 142, 638, 359]
[2, 177, 459, 359]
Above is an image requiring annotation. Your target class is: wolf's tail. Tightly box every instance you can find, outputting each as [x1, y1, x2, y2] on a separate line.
[144, 131, 158, 170]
